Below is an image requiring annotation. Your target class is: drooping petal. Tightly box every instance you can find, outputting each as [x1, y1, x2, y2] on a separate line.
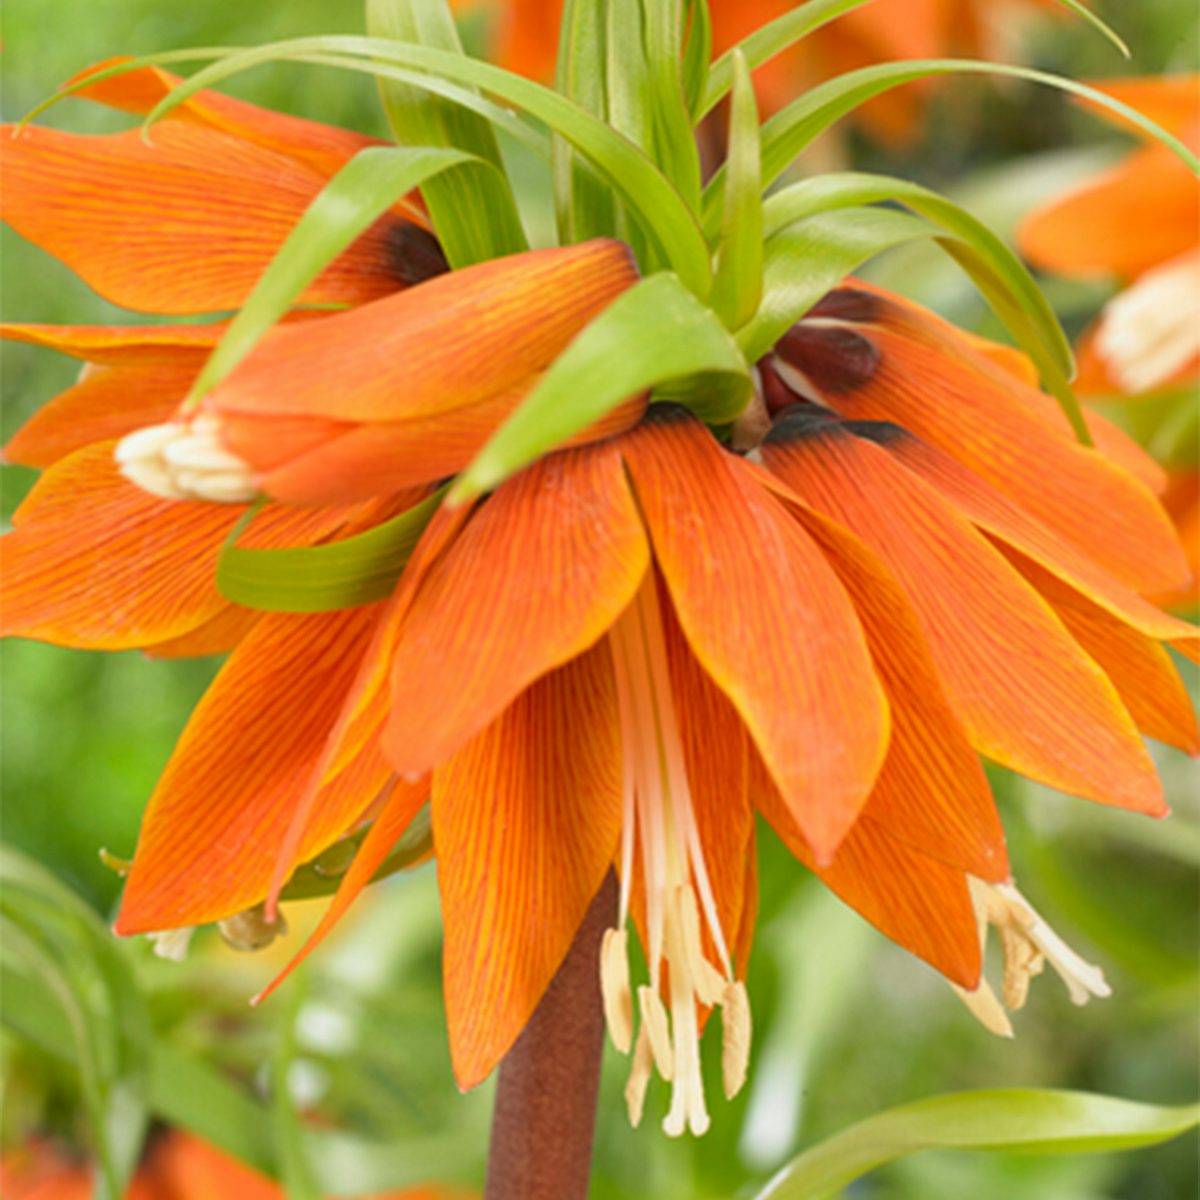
[0, 122, 436, 314]
[205, 240, 639, 425]
[619, 406, 889, 860]
[5, 361, 198, 468]
[383, 442, 649, 776]
[793, 504, 1009, 881]
[1009, 552, 1199, 755]
[253, 774, 431, 1006]
[434, 642, 623, 1088]
[876, 423, 1197, 643]
[776, 286, 1189, 593]
[2, 442, 362, 648]
[116, 605, 393, 932]
[760, 411, 1164, 815]
[0, 321, 228, 363]
[1018, 146, 1199, 280]
[753, 754, 981, 988]
[142, 605, 262, 660]
[71, 58, 387, 179]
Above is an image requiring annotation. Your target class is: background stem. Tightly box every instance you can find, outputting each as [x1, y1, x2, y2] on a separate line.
[484, 870, 617, 1200]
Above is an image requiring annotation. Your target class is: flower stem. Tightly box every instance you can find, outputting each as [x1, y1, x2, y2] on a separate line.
[484, 870, 617, 1200]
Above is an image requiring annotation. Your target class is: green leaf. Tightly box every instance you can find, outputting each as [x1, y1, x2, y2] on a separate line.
[186, 145, 478, 404]
[216, 489, 445, 613]
[709, 50, 763, 330]
[448, 272, 751, 503]
[135, 39, 714, 295]
[680, 0, 712, 117]
[272, 967, 322, 1200]
[737, 207, 941, 362]
[708, 59, 1200, 218]
[365, 0, 528, 267]
[643, 0, 702, 213]
[698, 0, 876, 118]
[553, 0, 617, 243]
[0, 848, 151, 1200]
[757, 173, 1085, 438]
[698, 0, 1129, 119]
[757, 1089, 1200, 1199]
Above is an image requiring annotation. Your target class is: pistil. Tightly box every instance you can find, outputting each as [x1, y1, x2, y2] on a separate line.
[599, 575, 751, 1136]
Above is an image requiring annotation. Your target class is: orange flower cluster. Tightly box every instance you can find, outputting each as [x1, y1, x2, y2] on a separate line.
[3, 64, 1196, 1133]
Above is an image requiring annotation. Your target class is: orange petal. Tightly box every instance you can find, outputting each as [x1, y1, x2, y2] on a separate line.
[383, 442, 649, 775]
[1010, 551, 1199, 755]
[254, 773, 430, 1006]
[1, 321, 227, 363]
[5, 361, 197, 468]
[206, 240, 639, 424]
[116, 605, 393, 932]
[753, 754, 981, 988]
[1, 122, 438, 314]
[2, 442, 365, 649]
[619, 407, 889, 861]
[880, 425, 1196, 643]
[434, 642, 622, 1088]
[142, 605, 262, 660]
[778, 285, 1189, 593]
[660, 584, 756, 967]
[761, 411, 1164, 815]
[795, 506, 1009, 881]
[1083, 75, 1200, 141]
[71, 58, 388, 180]
[1018, 145, 1200, 280]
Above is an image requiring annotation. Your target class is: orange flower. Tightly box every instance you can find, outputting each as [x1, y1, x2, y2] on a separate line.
[1, 60, 446, 314]
[454, 0, 1058, 138]
[1018, 75, 1200, 605]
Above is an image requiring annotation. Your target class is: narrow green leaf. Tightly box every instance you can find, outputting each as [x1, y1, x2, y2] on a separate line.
[698, 0, 876, 118]
[216, 489, 445, 613]
[705, 59, 1200, 224]
[758, 172, 1086, 437]
[448, 272, 751, 503]
[643, 0, 702, 213]
[757, 1089, 1200, 1200]
[186, 145, 477, 404]
[680, 0, 713, 117]
[709, 50, 763, 330]
[699, 0, 1130, 118]
[553, 0, 616, 243]
[365, 0, 528, 267]
[135, 39, 714, 295]
[737, 207, 940, 362]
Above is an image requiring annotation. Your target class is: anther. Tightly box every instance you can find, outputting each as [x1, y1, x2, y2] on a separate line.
[720, 980, 751, 1098]
[638, 985, 675, 1081]
[600, 927, 634, 1053]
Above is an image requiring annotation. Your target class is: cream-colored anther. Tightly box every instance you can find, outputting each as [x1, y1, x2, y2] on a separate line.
[1095, 249, 1200, 393]
[638, 985, 674, 1081]
[625, 1025, 654, 1127]
[115, 417, 257, 504]
[720, 980, 752, 1098]
[600, 927, 634, 1053]
[952, 981, 1014, 1038]
[146, 926, 195, 962]
[676, 886, 726, 1007]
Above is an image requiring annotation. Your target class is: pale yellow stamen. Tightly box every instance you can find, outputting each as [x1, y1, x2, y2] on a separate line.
[600, 927, 633, 1053]
[599, 575, 752, 1136]
[146, 926, 195, 962]
[115, 415, 258, 504]
[956, 876, 1110, 1035]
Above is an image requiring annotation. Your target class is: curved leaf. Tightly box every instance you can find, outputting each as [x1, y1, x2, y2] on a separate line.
[216, 489, 445, 613]
[758, 1089, 1200, 1199]
[188, 145, 480, 403]
[130, 39, 713, 295]
[448, 271, 752, 503]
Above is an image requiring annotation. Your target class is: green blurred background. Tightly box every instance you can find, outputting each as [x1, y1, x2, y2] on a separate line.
[2, 1, 1198, 1196]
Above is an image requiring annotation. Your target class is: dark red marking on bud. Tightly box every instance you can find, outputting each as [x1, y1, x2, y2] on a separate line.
[775, 325, 880, 396]
[808, 287, 883, 324]
[758, 357, 809, 415]
[387, 223, 451, 286]
[764, 405, 844, 445]
[843, 418, 909, 446]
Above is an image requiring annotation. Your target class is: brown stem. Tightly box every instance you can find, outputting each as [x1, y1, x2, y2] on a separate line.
[484, 870, 617, 1200]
